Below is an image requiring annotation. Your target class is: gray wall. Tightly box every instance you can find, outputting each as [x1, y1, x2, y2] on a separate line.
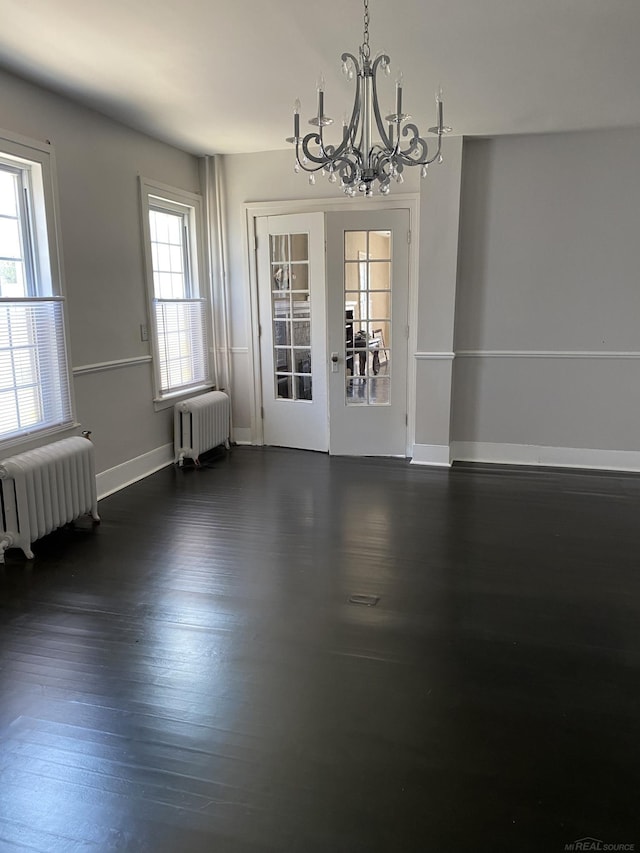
[453, 130, 640, 455]
[0, 68, 202, 474]
[415, 136, 463, 452]
[5, 63, 635, 472]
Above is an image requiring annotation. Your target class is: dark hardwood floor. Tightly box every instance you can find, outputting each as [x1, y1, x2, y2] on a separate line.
[1, 447, 639, 852]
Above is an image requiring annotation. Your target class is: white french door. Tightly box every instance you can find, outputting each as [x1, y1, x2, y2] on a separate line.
[256, 213, 328, 451]
[255, 208, 409, 456]
[326, 209, 410, 456]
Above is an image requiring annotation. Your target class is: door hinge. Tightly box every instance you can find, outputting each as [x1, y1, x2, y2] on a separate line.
[406, 325, 410, 339]
[407, 229, 411, 245]
[260, 406, 264, 419]
[255, 233, 259, 251]
[258, 323, 262, 338]
[405, 413, 408, 426]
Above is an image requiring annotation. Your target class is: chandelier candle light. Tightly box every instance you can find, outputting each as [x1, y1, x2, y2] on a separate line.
[290, 0, 451, 196]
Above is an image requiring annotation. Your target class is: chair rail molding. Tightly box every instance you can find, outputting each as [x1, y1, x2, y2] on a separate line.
[414, 351, 455, 360]
[455, 350, 640, 359]
[73, 355, 152, 376]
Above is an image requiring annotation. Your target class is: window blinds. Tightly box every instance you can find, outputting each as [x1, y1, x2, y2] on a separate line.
[0, 299, 73, 441]
[154, 298, 208, 394]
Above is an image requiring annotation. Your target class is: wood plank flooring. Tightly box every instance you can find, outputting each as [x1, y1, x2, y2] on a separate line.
[1, 447, 639, 852]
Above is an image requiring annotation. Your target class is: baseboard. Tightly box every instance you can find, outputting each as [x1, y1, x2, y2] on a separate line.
[411, 443, 451, 467]
[232, 427, 252, 445]
[451, 441, 640, 473]
[97, 443, 174, 499]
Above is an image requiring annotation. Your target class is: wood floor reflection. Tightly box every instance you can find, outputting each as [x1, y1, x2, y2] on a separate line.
[1, 447, 639, 852]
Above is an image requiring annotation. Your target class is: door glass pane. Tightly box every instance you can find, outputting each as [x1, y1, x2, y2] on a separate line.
[345, 293, 363, 323]
[344, 230, 391, 405]
[276, 375, 292, 399]
[369, 231, 391, 260]
[274, 320, 290, 346]
[292, 321, 310, 346]
[296, 375, 312, 401]
[273, 297, 291, 319]
[274, 348, 292, 372]
[270, 233, 312, 401]
[290, 234, 309, 261]
[290, 263, 309, 291]
[294, 348, 311, 371]
[344, 263, 361, 291]
[369, 261, 391, 290]
[344, 230, 368, 261]
[272, 263, 291, 291]
[270, 234, 289, 263]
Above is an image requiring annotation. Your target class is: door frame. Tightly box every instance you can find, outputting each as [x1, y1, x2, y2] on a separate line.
[244, 195, 420, 456]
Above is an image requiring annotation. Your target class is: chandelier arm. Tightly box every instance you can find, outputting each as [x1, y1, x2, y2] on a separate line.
[394, 141, 440, 168]
[415, 131, 444, 166]
[312, 119, 329, 160]
[298, 55, 362, 171]
[341, 52, 363, 153]
[370, 54, 393, 151]
[341, 52, 360, 73]
[370, 149, 392, 185]
[347, 99, 362, 150]
[396, 128, 429, 165]
[310, 58, 362, 166]
[393, 123, 444, 167]
[298, 133, 334, 168]
[338, 157, 360, 186]
[422, 134, 444, 166]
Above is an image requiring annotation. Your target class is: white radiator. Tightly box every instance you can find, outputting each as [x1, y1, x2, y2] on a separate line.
[0, 436, 100, 563]
[174, 390, 230, 466]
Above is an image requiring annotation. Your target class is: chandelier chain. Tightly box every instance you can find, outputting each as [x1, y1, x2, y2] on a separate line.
[362, 0, 370, 59]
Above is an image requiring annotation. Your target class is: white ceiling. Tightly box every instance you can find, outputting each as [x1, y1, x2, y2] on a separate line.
[1, 0, 640, 156]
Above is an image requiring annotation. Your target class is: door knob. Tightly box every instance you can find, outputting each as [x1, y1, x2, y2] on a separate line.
[331, 352, 339, 372]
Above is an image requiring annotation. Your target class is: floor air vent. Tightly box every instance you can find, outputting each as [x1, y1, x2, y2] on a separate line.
[348, 594, 380, 607]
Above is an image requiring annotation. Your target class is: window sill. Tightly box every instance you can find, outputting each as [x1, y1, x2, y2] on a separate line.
[153, 384, 215, 412]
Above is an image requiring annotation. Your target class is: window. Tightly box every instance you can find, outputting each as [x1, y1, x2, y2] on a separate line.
[140, 180, 210, 401]
[0, 136, 73, 446]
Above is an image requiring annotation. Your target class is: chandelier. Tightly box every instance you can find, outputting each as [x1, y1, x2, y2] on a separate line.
[289, 0, 451, 196]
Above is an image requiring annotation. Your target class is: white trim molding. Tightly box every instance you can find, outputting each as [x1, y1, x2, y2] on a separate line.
[216, 346, 249, 355]
[97, 442, 173, 500]
[73, 355, 152, 376]
[411, 443, 451, 467]
[232, 427, 252, 445]
[451, 441, 640, 473]
[455, 350, 640, 360]
[414, 352, 455, 360]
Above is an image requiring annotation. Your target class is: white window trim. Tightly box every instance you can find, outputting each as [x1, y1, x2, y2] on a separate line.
[0, 128, 76, 454]
[139, 177, 213, 405]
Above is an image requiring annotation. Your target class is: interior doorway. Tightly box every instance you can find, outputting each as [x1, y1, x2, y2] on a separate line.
[255, 207, 410, 456]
